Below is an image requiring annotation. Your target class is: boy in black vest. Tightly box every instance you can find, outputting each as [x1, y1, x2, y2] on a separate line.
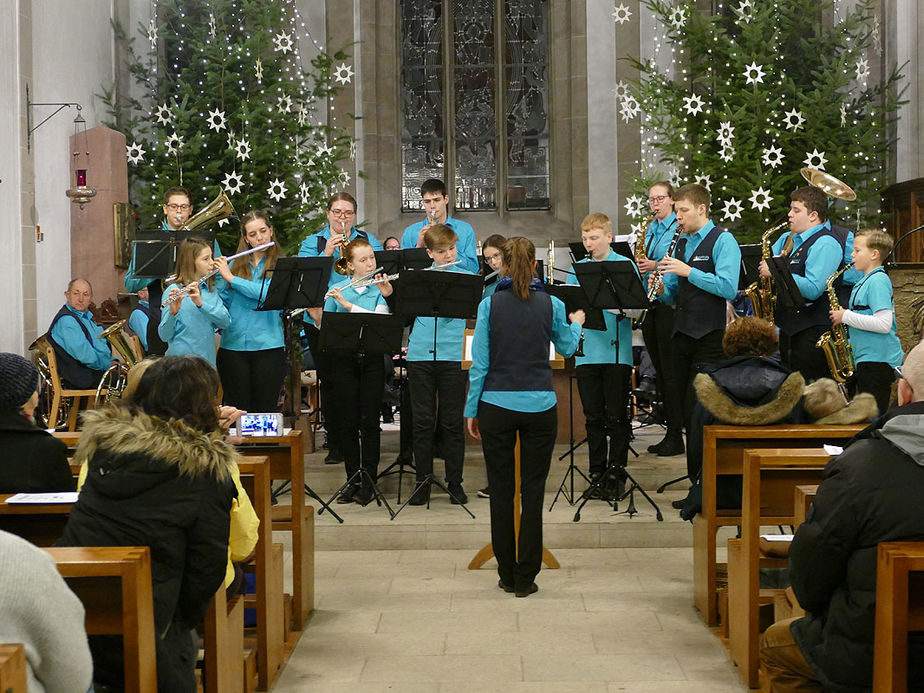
[655, 183, 741, 433]
[759, 186, 845, 383]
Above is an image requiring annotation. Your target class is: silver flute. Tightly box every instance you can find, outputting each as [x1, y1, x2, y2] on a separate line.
[161, 241, 274, 307]
[424, 259, 462, 271]
[352, 272, 399, 289]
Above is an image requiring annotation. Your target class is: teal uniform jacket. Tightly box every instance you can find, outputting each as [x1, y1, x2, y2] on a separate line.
[49, 306, 111, 371]
[158, 283, 231, 366]
[400, 216, 480, 274]
[661, 221, 741, 305]
[128, 303, 149, 351]
[125, 220, 222, 292]
[566, 250, 636, 366]
[847, 267, 904, 367]
[323, 278, 390, 314]
[215, 256, 284, 351]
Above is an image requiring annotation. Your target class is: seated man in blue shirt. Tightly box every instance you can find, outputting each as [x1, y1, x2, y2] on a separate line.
[656, 183, 741, 432]
[47, 279, 113, 389]
[127, 286, 150, 352]
[401, 179, 480, 274]
[759, 186, 845, 383]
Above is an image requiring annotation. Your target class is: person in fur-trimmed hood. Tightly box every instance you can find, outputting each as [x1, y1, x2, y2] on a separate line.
[760, 340, 924, 692]
[677, 318, 805, 516]
[57, 356, 239, 693]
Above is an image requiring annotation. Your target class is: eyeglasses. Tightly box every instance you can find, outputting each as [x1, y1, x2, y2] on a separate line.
[165, 203, 191, 211]
[330, 209, 355, 217]
[894, 365, 904, 381]
[648, 195, 669, 203]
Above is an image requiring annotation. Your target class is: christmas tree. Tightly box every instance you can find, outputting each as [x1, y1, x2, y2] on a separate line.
[100, 0, 355, 251]
[619, 0, 904, 241]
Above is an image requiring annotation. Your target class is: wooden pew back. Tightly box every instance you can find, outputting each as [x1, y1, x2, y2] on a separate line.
[0, 644, 27, 693]
[873, 542, 924, 692]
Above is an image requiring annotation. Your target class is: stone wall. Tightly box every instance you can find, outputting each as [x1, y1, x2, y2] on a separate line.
[890, 267, 924, 351]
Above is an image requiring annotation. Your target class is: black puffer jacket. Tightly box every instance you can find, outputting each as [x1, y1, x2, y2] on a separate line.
[57, 407, 238, 692]
[0, 410, 75, 493]
[789, 400, 924, 692]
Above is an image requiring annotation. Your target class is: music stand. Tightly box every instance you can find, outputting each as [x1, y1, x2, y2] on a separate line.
[738, 244, 762, 290]
[376, 248, 432, 276]
[392, 268, 483, 518]
[317, 312, 405, 519]
[256, 256, 342, 521]
[570, 261, 663, 522]
[767, 255, 806, 311]
[545, 284, 606, 508]
[568, 241, 633, 264]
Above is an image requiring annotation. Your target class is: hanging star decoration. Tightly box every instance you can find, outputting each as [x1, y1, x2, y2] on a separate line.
[840, 103, 848, 128]
[624, 194, 646, 218]
[717, 121, 735, 145]
[164, 133, 184, 155]
[782, 108, 805, 131]
[749, 186, 772, 212]
[613, 80, 630, 101]
[154, 104, 173, 127]
[222, 171, 244, 195]
[612, 4, 631, 24]
[694, 173, 712, 191]
[722, 198, 744, 223]
[871, 15, 882, 53]
[683, 93, 707, 116]
[226, 130, 237, 149]
[803, 149, 828, 170]
[668, 167, 682, 188]
[277, 94, 293, 114]
[743, 61, 766, 85]
[146, 18, 158, 49]
[126, 142, 146, 166]
[208, 13, 217, 40]
[255, 58, 264, 82]
[349, 140, 357, 162]
[761, 144, 784, 169]
[298, 181, 311, 206]
[297, 104, 308, 127]
[234, 137, 252, 162]
[334, 63, 355, 85]
[206, 109, 227, 133]
[339, 169, 351, 186]
[733, 0, 755, 24]
[267, 178, 288, 202]
[719, 145, 735, 163]
[668, 6, 688, 30]
[273, 31, 294, 54]
[855, 56, 869, 84]
[620, 95, 641, 122]
[630, 222, 645, 237]
[316, 144, 334, 158]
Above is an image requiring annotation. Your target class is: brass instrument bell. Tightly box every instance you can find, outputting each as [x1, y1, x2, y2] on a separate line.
[800, 168, 857, 201]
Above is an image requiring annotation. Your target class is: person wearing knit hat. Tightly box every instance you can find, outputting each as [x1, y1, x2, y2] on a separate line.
[0, 352, 75, 493]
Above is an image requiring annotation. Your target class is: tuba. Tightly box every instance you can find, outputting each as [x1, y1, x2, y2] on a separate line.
[816, 264, 856, 395]
[742, 221, 788, 326]
[182, 190, 236, 231]
[28, 335, 69, 429]
[95, 320, 141, 405]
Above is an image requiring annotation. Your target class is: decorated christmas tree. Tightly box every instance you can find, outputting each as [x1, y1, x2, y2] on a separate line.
[619, 0, 903, 241]
[101, 0, 355, 251]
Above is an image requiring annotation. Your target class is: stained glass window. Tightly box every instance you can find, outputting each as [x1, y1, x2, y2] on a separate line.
[400, 0, 549, 212]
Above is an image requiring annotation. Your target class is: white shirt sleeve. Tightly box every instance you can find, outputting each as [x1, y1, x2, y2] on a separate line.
[842, 308, 892, 334]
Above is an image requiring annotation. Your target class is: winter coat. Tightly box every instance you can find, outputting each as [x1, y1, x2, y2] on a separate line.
[57, 406, 238, 692]
[789, 400, 924, 692]
[0, 410, 75, 493]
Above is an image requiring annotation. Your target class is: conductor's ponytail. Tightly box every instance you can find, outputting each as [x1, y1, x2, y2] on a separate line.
[502, 237, 536, 301]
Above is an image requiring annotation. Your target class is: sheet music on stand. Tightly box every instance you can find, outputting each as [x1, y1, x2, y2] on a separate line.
[257, 256, 333, 312]
[767, 255, 806, 310]
[130, 229, 217, 279]
[375, 249, 432, 277]
[545, 284, 607, 331]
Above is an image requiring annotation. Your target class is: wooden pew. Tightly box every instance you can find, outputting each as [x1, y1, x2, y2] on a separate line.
[236, 457, 285, 691]
[771, 485, 819, 624]
[694, 424, 863, 626]
[726, 449, 830, 688]
[0, 495, 71, 546]
[44, 546, 157, 693]
[873, 542, 924, 692]
[0, 644, 27, 692]
[793, 484, 818, 529]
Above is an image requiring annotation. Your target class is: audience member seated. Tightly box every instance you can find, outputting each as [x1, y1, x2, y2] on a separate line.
[0, 352, 75, 493]
[0, 529, 93, 693]
[759, 339, 924, 692]
[801, 377, 879, 425]
[677, 317, 805, 516]
[57, 355, 241, 693]
[47, 278, 112, 389]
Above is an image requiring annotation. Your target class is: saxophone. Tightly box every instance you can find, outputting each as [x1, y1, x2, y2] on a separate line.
[743, 221, 788, 326]
[816, 263, 856, 388]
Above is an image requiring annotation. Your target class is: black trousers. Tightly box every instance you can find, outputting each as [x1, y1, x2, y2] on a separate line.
[641, 302, 684, 435]
[479, 401, 557, 589]
[216, 347, 286, 412]
[853, 360, 895, 415]
[408, 361, 466, 485]
[575, 363, 631, 476]
[672, 329, 726, 431]
[305, 324, 341, 455]
[780, 325, 829, 384]
[331, 352, 386, 485]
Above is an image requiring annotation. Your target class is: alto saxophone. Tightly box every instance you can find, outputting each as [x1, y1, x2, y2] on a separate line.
[743, 221, 788, 326]
[816, 263, 856, 390]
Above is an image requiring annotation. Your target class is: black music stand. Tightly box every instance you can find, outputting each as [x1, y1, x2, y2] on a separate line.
[570, 261, 663, 522]
[391, 268, 483, 518]
[375, 248, 432, 276]
[767, 255, 806, 311]
[317, 312, 404, 519]
[567, 241, 633, 264]
[255, 257, 343, 521]
[545, 284, 606, 508]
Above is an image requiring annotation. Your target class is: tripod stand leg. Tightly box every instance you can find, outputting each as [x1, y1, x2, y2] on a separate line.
[306, 483, 343, 523]
[392, 475, 476, 519]
[656, 474, 689, 493]
[360, 469, 395, 519]
[614, 469, 664, 521]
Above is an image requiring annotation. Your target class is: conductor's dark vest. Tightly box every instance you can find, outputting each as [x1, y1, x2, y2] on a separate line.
[46, 306, 106, 389]
[484, 285, 553, 393]
[673, 226, 727, 339]
[776, 227, 846, 336]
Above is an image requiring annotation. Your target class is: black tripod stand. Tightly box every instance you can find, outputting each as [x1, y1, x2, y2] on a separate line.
[376, 354, 417, 503]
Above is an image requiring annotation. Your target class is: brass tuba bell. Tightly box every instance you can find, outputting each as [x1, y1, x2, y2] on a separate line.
[182, 190, 236, 231]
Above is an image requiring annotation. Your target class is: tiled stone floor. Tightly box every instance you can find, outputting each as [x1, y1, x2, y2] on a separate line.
[269, 423, 745, 691]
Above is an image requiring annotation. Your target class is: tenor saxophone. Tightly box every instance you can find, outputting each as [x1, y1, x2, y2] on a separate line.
[816, 263, 856, 387]
[742, 221, 788, 326]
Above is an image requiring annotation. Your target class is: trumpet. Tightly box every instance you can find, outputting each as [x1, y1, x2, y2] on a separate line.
[161, 241, 274, 307]
[332, 220, 352, 275]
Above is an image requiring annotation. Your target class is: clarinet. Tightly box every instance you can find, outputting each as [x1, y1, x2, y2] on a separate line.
[634, 221, 683, 328]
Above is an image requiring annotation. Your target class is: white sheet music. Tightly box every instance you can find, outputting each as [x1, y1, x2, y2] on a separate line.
[5, 492, 79, 504]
